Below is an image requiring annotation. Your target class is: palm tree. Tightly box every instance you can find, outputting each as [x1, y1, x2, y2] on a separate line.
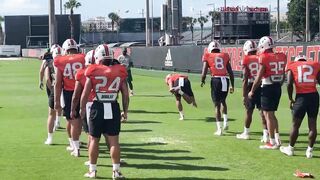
[197, 16, 208, 43]
[182, 17, 197, 42]
[108, 12, 121, 42]
[208, 11, 220, 41]
[64, 0, 81, 39]
[0, 16, 4, 45]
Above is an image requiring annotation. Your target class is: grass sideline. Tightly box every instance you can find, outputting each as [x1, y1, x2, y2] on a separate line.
[0, 59, 319, 180]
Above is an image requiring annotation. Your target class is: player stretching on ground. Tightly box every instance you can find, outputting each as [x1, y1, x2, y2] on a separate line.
[249, 36, 286, 149]
[236, 40, 268, 141]
[80, 44, 129, 179]
[54, 39, 85, 157]
[165, 73, 197, 120]
[201, 41, 234, 136]
[280, 55, 320, 158]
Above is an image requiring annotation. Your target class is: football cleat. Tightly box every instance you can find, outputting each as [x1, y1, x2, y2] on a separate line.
[214, 129, 223, 136]
[306, 149, 313, 159]
[236, 133, 249, 140]
[179, 115, 184, 121]
[66, 145, 74, 151]
[280, 146, 294, 156]
[44, 138, 53, 145]
[112, 171, 124, 180]
[261, 135, 269, 143]
[259, 142, 278, 150]
[71, 149, 80, 157]
[84, 171, 97, 178]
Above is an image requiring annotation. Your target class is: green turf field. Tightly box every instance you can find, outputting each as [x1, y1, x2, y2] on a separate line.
[0, 59, 319, 180]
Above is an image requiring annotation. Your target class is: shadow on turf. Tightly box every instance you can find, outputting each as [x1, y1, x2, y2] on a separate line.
[122, 153, 204, 161]
[185, 117, 236, 122]
[121, 147, 190, 154]
[100, 162, 228, 172]
[129, 110, 177, 114]
[123, 120, 162, 124]
[121, 129, 153, 133]
[127, 178, 242, 180]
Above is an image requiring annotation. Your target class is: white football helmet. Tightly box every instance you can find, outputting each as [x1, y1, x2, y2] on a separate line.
[50, 44, 61, 53]
[85, 50, 95, 66]
[243, 40, 257, 55]
[258, 36, 274, 53]
[207, 41, 221, 53]
[94, 44, 113, 64]
[62, 39, 77, 52]
[52, 46, 62, 58]
[294, 54, 307, 62]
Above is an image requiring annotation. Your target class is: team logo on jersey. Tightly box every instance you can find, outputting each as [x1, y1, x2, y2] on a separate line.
[164, 49, 173, 67]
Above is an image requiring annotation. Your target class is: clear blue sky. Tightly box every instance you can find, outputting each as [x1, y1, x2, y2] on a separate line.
[0, 0, 288, 20]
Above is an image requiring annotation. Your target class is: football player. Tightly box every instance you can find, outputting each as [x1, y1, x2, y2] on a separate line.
[201, 40, 234, 136]
[165, 73, 197, 120]
[280, 55, 320, 158]
[118, 48, 134, 96]
[39, 45, 61, 145]
[236, 40, 268, 141]
[70, 50, 95, 165]
[54, 39, 85, 157]
[80, 44, 129, 179]
[248, 36, 287, 149]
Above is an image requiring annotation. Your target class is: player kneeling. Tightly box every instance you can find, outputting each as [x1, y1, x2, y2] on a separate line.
[80, 44, 128, 179]
[280, 55, 320, 158]
[165, 73, 197, 120]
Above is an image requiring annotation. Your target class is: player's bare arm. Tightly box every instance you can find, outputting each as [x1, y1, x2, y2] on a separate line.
[54, 68, 63, 111]
[39, 60, 46, 90]
[286, 70, 294, 109]
[249, 64, 265, 98]
[226, 62, 234, 93]
[242, 66, 249, 105]
[120, 81, 129, 120]
[80, 77, 92, 120]
[71, 81, 83, 119]
[201, 62, 208, 87]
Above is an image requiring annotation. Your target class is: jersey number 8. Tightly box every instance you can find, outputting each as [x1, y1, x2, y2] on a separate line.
[63, 62, 83, 80]
[215, 57, 224, 70]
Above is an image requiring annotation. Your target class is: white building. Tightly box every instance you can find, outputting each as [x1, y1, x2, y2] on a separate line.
[82, 16, 118, 32]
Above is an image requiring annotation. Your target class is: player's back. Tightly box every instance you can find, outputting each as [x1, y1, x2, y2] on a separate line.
[242, 55, 259, 80]
[288, 61, 320, 94]
[259, 52, 287, 84]
[202, 52, 230, 76]
[54, 53, 85, 91]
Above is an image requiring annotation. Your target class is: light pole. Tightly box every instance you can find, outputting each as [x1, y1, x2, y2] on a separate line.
[306, 0, 310, 42]
[145, 0, 151, 46]
[276, 0, 280, 40]
[49, 0, 56, 46]
[151, 0, 154, 46]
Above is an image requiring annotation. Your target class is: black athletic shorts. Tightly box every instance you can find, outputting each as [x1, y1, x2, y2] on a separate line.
[46, 85, 54, 109]
[173, 78, 194, 97]
[210, 77, 229, 104]
[261, 83, 282, 111]
[246, 83, 261, 110]
[292, 92, 319, 119]
[63, 90, 80, 120]
[89, 101, 121, 138]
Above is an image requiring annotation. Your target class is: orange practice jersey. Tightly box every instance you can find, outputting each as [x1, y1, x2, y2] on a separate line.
[166, 74, 188, 85]
[287, 61, 320, 94]
[259, 52, 287, 82]
[242, 55, 259, 80]
[75, 68, 95, 102]
[202, 52, 230, 76]
[85, 64, 128, 100]
[54, 54, 85, 91]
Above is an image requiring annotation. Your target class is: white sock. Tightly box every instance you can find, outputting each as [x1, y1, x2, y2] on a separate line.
[275, 133, 280, 139]
[112, 163, 120, 171]
[68, 138, 73, 147]
[288, 145, 294, 150]
[89, 164, 97, 172]
[307, 146, 313, 151]
[269, 138, 275, 145]
[56, 116, 61, 123]
[244, 127, 250, 134]
[48, 133, 53, 139]
[73, 140, 80, 150]
[263, 129, 268, 136]
[179, 111, 184, 118]
[223, 114, 228, 126]
[216, 121, 222, 130]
